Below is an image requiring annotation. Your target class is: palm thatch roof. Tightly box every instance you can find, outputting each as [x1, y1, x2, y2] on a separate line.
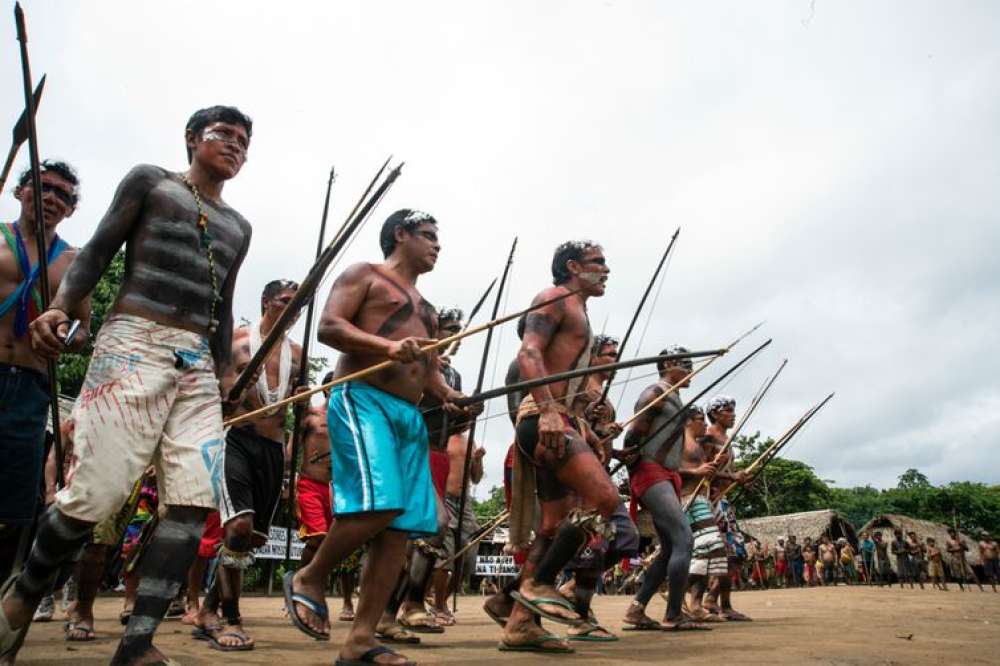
[739, 509, 858, 549]
[859, 513, 982, 569]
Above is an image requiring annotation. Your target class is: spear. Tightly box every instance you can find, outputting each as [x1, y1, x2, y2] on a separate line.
[313, 351, 719, 464]
[681, 359, 788, 511]
[227, 157, 397, 402]
[283, 166, 336, 565]
[224, 285, 581, 427]
[452, 237, 517, 611]
[726, 392, 835, 501]
[599, 320, 765, 454]
[14, 3, 64, 488]
[442, 277, 496, 358]
[608, 337, 771, 477]
[598, 228, 679, 405]
[0, 73, 44, 194]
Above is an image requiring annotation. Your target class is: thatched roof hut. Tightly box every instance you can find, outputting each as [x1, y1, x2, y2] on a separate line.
[739, 510, 858, 549]
[858, 514, 982, 571]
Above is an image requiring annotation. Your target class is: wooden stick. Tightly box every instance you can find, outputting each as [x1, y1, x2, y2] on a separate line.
[224, 287, 582, 427]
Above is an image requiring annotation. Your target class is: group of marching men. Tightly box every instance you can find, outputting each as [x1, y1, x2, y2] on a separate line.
[0, 103, 758, 666]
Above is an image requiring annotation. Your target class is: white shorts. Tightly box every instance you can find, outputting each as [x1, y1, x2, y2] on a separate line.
[56, 314, 223, 522]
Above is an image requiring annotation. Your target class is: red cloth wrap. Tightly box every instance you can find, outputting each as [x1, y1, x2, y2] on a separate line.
[296, 476, 333, 539]
[198, 511, 223, 558]
[429, 449, 450, 500]
[628, 461, 682, 523]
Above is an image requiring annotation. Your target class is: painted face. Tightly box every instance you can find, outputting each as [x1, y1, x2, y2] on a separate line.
[687, 412, 707, 438]
[192, 121, 249, 178]
[573, 247, 609, 296]
[399, 221, 440, 273]
[592, 343, 618, 367]
[16, 170, 77, 229]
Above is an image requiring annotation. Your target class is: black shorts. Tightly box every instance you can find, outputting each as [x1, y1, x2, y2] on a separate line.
[219, 426, 285, 539]
[515, 414, 589, 502]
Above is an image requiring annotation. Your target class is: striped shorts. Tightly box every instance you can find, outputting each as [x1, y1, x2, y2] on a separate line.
[686, 494, 728, 576]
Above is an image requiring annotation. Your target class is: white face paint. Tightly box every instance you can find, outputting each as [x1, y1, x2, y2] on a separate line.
[579, 270, 604, 285]
[404, 210, 434, 223]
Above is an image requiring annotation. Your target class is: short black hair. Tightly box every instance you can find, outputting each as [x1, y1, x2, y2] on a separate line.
[379, 209, 437, 258]
[17, 160, 80, 203]
[591, 334, 619, 357]
[260, 279, 299, 314]
[438, 307, 464, 326]
[551, 240, 601, 285]
[322, 371, 334, 384]
[516, 314, 527, 340]
[185, 105, 253, 163]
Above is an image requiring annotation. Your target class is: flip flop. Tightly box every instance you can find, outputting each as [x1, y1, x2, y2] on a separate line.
[661, 618, 712, 632]
[482, 597, 512, 628]
[398, 610, 444, 634]
[282, 571, 330, 641]
[339, 608, 356, 622]
[621, 616, 663, 631]
[335, 645, 416, 665]
[432, 608, 456, 626]
[498, 633, 574, 653]
[722, 610, 752, 622]
[510, 590, 582, 626]
[0, 577, 30, 662]
[207, 628, 255, 651]
[567, 622, 618, 642]
[375, 624, 421, 645]
[64, 620, 96, 642]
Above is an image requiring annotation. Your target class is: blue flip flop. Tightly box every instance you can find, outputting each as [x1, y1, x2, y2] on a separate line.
[282, 571, 330, 641]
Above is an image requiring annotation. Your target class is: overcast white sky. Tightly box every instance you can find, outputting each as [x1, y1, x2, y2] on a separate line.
[2, 1, 997, 498]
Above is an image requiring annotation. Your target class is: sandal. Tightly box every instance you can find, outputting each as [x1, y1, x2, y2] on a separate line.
[335, 645, 415, 665]
[622, 615, 663, 631]
[661, 617, 712, 631]
[432, 607, 456, 626]
[375, 623, 421, 645]
[206, 625, 254, 652]
[282, 571, 330, 641]
[65, 620, 96, 642]
[510, 590, 582, 626]
[567, 622, 618, 642]
[398, 609, 444, 634]
[499, 633, 574, 653]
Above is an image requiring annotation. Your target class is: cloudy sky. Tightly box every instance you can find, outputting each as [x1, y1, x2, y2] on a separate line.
[2, 1, 997, 497]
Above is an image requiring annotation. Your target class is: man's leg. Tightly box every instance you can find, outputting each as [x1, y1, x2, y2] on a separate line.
[112, 505, 209, 665]
[290, 511, 398, 636]
[195, 512, 256, 649]
[182, 555, 208, 623]
[65, 542, 106, 640]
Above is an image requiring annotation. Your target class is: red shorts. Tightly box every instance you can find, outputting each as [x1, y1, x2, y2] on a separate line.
[198, 511, 223, 558]
[503, 443, 515, 509]
[630, 461, 682, 503]
[775, 560, 788, 575]
[297, 476, 333, 540]
[429, 449, 450, 500]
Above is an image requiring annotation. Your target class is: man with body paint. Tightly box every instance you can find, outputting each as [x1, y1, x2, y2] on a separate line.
[500, 240, 621, 654]
[621, 348, 707, 631]
[191, 279, 303, 651]
[2, 105, 254, 666]
[283, 209, 474, 666]
[0, 160, 87, 583]
[702, 395, 752, 621]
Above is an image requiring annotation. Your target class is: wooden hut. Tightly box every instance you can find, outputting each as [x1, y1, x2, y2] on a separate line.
[858, 514, 982, 574]
[739, 509, 858, 549]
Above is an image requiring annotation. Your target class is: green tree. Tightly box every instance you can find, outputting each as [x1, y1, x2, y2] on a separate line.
[473, 485, 506, 524]
[897, 468, 931, 490]
[56, 251, 125, 397]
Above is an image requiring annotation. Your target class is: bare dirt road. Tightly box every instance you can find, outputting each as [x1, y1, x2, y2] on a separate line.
[15, 585, 1000, 665]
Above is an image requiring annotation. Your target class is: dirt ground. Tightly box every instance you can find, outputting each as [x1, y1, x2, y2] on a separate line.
[13, 585, 1000, 665]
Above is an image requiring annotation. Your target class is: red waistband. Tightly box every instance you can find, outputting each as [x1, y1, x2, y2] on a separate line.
[628, 461, 682, 522]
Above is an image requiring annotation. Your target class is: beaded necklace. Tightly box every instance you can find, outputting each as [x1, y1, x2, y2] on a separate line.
[181, 174, 221, 334]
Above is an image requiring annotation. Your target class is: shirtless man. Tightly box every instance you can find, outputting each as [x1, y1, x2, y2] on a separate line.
[702, 396, 750, 620]
[192, 279, 302, 651]
[977, 532, 998, 592]
[926, 538, 948, 591]
[818, 536, 837, 586]
[678, 405, 725, 623]
[802, 537, 818, 586]
[775, 539, 787, 588]
[2, 105, 253, 666]
[501, 240, 620, 654]
[890, 529, 912, 588]
[872, 532, 892, 587]
[561, 334, 638, 641]
[906, 531, 926, 589]
[0, 161, 87, 582]
[946, 527, 982, 592]
[283, 209, 471, 666]
[622, 348, 705, 632]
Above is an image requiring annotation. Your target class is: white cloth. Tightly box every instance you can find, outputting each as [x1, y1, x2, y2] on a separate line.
[248, 321, 292, 408]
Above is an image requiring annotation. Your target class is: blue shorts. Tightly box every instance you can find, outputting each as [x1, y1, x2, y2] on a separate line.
[328, 381, 436, 537]
[0, 364, 49, 525]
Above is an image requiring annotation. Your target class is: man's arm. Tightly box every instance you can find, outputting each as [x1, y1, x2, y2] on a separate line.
[213, 219, 251, 377]
[31, 165, 161, 355]
[622, 385, 664, 450]
[517, 290, 567, 453]
[470, 446, 485, 484]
